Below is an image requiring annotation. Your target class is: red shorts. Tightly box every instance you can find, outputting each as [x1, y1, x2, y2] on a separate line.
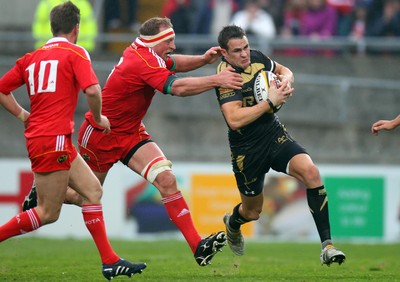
[26, 135, 78, 173]
[78, 119, 151, 172]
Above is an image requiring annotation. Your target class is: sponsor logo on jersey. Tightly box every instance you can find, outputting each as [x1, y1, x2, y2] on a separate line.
[277, 135, 288, 144]
[219, 90, 235, 100]
[42, 43, 59, 49]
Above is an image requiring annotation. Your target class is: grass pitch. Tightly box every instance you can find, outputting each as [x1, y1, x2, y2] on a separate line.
[0, 237, 399, 281]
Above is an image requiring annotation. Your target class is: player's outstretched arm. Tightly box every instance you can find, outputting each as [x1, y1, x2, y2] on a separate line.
[0, 92, 30, 124]
[371, 114, 400, 135]
[170, 66, 242, 97]
[172, 47, 222, 72]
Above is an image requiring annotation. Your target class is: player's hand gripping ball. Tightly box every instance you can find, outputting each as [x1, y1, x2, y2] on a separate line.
[253, 70, 282, 112]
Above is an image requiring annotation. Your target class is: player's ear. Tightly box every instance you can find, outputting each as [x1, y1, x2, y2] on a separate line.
[72, 24, 80, 41]
[220, 48, 228, 57]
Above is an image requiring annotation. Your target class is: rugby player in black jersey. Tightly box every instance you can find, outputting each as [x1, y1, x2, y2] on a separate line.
[215, 25, 346, 266]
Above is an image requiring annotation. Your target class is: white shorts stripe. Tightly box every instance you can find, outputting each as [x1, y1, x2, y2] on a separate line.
[56, 135, 65, 151]
[81, 124, 94, 148]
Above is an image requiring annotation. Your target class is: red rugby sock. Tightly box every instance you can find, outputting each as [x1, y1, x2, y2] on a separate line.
[82, 204, 119, 264]
[0, 208, 41, 242]
[162, 191, 201, 253]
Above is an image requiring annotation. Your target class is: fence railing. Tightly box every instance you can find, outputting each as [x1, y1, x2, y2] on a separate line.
[1, 31, 400, 55]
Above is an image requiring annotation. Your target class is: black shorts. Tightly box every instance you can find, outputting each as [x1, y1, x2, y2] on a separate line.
[231, 128, 307, 197]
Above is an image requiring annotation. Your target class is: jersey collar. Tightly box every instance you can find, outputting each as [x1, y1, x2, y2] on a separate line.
[46, 37, 69, 44]
[133, 38, 146, 48]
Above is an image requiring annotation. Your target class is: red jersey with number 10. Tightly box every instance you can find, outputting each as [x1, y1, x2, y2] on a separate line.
[0, 37, 99, 138]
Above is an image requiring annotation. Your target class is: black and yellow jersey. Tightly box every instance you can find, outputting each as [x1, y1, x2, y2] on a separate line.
[215, 49, 283, 154]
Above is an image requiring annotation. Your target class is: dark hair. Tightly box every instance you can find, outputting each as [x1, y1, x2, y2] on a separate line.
[50, 1, 80, 36]
[218, 25, 246, 50]
[139, 17, 173, 36]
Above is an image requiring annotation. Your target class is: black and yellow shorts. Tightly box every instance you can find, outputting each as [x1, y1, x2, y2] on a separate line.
[231, 129, 308, 197]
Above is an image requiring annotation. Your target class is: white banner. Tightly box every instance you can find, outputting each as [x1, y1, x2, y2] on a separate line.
[0, 159, 399, 242]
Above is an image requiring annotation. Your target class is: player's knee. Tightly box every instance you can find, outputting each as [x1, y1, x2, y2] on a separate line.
[302, 164, 321, 185]
[82, 183, 103, 204]
[141, 158, 173, 184]
[88, 186, 103, 203]
[154, 171, 177, 195]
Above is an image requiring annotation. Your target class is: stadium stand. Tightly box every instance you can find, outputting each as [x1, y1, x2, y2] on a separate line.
[1, 0, 400, 165]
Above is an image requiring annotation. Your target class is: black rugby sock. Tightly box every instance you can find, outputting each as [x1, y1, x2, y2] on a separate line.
[307, 186, 332, 243]
[229, 203, 250, 230]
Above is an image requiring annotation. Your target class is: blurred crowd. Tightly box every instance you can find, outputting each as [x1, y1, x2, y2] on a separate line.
[31, 0, 400, 55]
[159, 0, 400, 39]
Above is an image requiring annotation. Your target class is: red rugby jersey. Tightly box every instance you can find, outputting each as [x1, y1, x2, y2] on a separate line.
[85, 38, 176, 134]
[0, 37, 99, 138]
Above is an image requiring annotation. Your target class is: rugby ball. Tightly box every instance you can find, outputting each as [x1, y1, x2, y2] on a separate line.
[254, 70, 282, 111]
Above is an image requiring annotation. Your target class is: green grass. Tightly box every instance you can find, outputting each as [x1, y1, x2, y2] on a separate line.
[0, 238, 399, 281]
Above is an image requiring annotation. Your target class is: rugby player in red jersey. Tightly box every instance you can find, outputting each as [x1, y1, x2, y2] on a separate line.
[23, 17, 243, 266]
[0, 1, 145, 280]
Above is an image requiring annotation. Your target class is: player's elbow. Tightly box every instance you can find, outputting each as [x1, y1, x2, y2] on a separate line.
[228, 120, 242, 131]
[169, 84, 189, 97]
[84, 84, 101, 97]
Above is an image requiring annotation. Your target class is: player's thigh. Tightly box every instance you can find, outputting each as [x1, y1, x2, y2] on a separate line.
[34, 170, 69, 217]
[288, 153, 322, 187]
[92, 170, 109, 186]
[126, 141, 166, 174]
[68, 154, 102, 203]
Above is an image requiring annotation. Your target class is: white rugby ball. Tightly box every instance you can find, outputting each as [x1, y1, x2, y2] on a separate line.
[253, 70, 282, 110]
